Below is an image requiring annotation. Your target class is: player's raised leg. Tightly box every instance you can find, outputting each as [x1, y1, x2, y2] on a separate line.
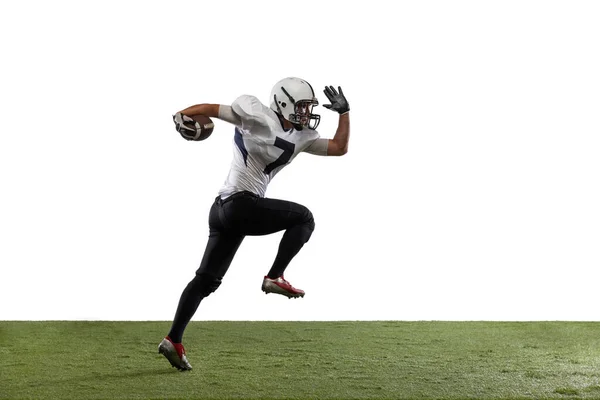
[261, 200, 314, 298]
[222, 194, 315, 298]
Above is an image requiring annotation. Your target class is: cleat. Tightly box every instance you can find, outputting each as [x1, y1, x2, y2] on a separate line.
[261, 276, 305, 299]
[158, 336, 192, 371]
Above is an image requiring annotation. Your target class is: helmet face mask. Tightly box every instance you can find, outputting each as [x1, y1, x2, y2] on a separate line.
[270, 77, 321, 130]
[288, 100, 320, 130]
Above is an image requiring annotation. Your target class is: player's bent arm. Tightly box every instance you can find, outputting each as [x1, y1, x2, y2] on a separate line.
[327, 113, 350, 156]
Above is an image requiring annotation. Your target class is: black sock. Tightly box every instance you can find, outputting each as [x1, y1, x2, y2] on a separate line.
[167, 273, 222, 343]
[167, 281, 205, 343]
[266, 224, 311, 278]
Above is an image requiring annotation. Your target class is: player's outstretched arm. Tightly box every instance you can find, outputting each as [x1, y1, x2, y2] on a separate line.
[323, 86, 350, 156]
[177, 104, 220, 118]
[176, 103, 241, 126]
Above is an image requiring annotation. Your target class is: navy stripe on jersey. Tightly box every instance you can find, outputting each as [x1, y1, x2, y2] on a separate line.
[234, 128, 248, 166]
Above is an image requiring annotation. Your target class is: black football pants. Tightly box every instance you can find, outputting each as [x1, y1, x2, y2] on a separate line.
[168, 191, 315, 342]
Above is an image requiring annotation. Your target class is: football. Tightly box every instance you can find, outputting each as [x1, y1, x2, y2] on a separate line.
[188, 114, 214, 141]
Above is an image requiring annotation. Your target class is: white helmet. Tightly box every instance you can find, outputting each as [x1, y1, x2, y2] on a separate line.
[270, 77, 320, 130]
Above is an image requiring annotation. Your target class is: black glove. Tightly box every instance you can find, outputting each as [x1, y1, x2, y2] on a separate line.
[323, 85, 350, 115]
[173, 112, 196, 136]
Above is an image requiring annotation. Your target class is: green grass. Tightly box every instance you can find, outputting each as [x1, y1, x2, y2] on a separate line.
[2, 322, 600, 399]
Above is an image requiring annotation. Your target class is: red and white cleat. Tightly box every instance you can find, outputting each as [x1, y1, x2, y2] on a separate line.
[158, 336, 192, 371]
[261, 276, 305, 299]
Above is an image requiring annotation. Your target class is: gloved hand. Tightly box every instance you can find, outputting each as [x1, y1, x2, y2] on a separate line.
[173, 112, 196, 136]
[323, 86, 350, 115]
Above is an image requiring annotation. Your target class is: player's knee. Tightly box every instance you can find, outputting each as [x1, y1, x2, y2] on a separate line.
[191, 273, 222, 298]
[301, 209, 315, 241]
[305, 210, 315, 231]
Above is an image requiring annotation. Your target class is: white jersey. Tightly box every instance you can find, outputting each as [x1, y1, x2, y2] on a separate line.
[218, 95, 327, 199]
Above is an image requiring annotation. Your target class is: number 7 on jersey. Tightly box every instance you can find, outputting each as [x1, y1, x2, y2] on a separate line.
[264, 137, 295, 175]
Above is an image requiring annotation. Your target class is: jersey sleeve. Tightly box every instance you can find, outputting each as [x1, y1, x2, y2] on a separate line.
[230, 95, 268, 133]
[217, 105, 242, 125]
[303, 138, 329, 156]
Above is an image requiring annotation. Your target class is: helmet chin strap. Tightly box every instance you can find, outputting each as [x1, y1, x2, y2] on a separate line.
[288, 113, 305, 130]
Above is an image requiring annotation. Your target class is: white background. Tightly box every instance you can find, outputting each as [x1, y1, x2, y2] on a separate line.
[1, 1, 599, 321]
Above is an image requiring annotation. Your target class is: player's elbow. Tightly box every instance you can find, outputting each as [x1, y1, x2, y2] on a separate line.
[327, 140, 348, 156]
[335, 143, 349, 156]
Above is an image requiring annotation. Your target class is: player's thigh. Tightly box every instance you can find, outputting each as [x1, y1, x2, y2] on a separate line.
[224, 196, 313, 236]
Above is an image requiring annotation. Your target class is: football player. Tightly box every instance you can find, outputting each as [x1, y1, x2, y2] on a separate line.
[159, 77, 350, 370]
